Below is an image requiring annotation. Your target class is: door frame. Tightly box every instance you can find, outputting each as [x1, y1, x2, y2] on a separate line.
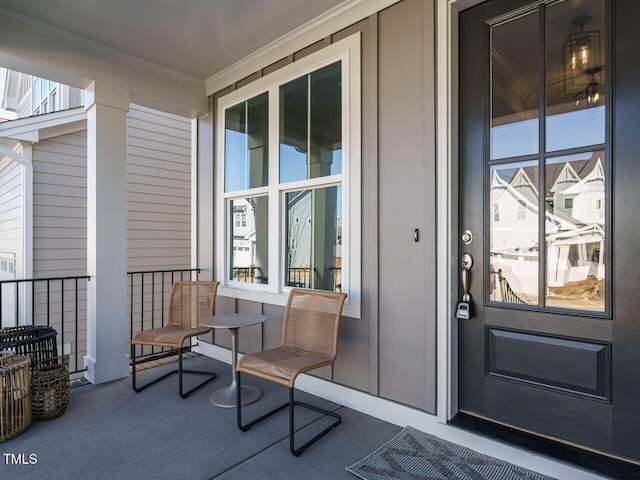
[435, 0, 485, 424]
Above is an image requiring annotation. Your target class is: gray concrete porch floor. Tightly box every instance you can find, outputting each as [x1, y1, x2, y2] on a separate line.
[1, 354, 614, 480]
[2, 354, 400, 480]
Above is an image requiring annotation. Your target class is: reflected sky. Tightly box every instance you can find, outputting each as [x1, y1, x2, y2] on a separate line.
[491, 106, 605, 159]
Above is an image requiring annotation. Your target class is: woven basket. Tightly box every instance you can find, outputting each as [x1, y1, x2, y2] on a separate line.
[0, 326, 58, 373]
[0, 352, 32, 441]
[31, 355, 70, 421]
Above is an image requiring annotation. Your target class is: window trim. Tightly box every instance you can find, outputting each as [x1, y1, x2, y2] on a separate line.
[215, 33, 361, 318]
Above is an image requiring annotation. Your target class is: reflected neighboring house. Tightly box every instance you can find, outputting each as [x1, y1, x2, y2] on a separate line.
[490, 151, 605, 302]
[285, 189, 341, 291]
[0, 70, 193, 334]
[231, 200, 253, 267]
[546, 154, 605, 290]
[286, 190, 312, 272]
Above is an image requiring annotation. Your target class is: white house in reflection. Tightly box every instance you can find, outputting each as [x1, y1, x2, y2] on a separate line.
[232, 189, 341, 291]
[490, 151, 605, 307]
[230, 197, 268, 284]
[231, 199, 255, 272]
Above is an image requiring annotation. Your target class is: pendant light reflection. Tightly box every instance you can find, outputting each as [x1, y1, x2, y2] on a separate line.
[563, 15, 602, 107]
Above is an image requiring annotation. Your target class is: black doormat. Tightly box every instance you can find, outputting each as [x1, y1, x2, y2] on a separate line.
[346, 426, 555, 480]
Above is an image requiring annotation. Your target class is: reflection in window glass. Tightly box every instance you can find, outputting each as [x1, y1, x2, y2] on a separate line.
[491, 11, 539, 160]
[41, 79, 49, 99]
[489, 161, 539, 305]
[285, 186, 342, 292]
[280, 62, 342, 183]
[33, 78, 42, 105]
[225, 93, 269, 192]
[545, 151, 605, 311]
[229, 196, 268, 284]
[546, 0, 605, 152]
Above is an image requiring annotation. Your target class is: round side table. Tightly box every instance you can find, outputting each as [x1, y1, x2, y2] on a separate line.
[200, 313, 267, 408]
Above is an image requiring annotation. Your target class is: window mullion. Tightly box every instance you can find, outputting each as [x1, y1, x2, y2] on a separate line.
[268, 87, 281, 293]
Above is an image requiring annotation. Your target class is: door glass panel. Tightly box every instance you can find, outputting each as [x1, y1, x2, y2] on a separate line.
[225, 93, 269, 192]
[284, 186, 341, 292]
[491, 11, 539, 160]
[546, 0, 605, 152]
[545, 151, 605, 311]
[280, 61, 342, 183]
[489, 161, 539, 305]
[229, 196, 268, 284]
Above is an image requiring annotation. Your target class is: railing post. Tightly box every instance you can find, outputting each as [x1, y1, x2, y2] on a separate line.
[14, 282, 18, 325]
[61, 278, 65, 357]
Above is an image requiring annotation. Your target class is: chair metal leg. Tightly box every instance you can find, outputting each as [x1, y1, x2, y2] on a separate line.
[177, 347, 218, 398]
[289, 387, 342, 456]
[131, 344, 217, 398]
[236, 371, 342, 456]
[132, 343, 177, 393]
[237, 371, 288, 431]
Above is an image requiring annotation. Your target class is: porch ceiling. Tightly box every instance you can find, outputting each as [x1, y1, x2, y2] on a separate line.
[0, 0, 344, 81]
[0, 0, 345, 117]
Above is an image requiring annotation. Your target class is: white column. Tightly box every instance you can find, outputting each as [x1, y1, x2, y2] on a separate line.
[84, 81, 130, 384]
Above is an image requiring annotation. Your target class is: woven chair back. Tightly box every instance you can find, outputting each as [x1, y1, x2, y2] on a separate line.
[281, 289, 347, 359]
[167, 281, 219, 329]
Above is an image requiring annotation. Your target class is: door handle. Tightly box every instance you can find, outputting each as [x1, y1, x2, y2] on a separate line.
[456, 253, 474, 319]
[460, 253, 473, 302]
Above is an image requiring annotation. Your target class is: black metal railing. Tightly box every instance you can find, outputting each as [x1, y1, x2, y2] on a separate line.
[0, 268, 201, 375]
[284, 267, 342, 292]
[0, 275, 90, 374]
[127, 268, 200, 361]
[232, 266, 264, 283]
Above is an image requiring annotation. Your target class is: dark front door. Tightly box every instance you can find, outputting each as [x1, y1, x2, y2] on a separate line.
[458, 0, 640, 461]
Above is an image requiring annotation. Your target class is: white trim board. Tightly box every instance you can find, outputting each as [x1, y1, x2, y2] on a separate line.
[0, 107, 86, 142]
[194, 342, 608, 480]
[205, 0, 402, 95]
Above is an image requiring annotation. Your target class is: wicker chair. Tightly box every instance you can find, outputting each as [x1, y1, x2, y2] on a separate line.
[131, 281, 219, 398]
[236, 288, 347, 456]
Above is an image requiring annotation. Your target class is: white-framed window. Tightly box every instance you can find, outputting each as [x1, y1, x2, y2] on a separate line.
[564, 197, 573, 210]
[31, 78, 59, 115]
[216, 33, 361, 318]
[517, 200, 526, 220]
[596, 197, 604, 219]
[234, 212, 248, 228]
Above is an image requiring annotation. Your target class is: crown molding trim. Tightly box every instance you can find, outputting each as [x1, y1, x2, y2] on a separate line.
[205, 0, 401, 95]
[0, 6, 204, 88]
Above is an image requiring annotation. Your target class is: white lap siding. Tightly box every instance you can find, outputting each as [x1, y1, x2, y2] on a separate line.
[126, 104, 192, 272]
[32, 131, 87, 366]
[0, 156, 22, 274]
[0, 156, 23, 326]
[126, 105, 192, 344]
